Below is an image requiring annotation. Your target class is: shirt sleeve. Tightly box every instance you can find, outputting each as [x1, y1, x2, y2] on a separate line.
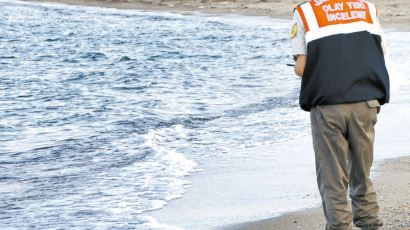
[374, 16, 388, 55]
[291, 10, 307, 56]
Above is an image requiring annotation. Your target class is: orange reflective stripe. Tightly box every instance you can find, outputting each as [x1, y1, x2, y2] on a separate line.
[296, 6, 310, 33]
[309, 0, 373, 28]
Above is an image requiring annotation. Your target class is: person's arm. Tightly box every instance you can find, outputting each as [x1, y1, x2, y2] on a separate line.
[291, 9, 307, 76]
[375, 17, 388, 55]
[295, 55, 306, 77]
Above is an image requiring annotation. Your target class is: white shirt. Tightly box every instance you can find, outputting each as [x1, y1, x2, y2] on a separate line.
[290, 10, 388, 56]
[291, 10, 307, 56]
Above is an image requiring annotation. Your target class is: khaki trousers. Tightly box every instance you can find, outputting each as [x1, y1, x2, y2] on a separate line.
[310, 100, 384, 230]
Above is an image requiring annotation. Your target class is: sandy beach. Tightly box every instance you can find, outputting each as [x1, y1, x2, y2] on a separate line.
[145, 97, 410, 229]
[24, 0, 410, 31]
[18, 0, 410, 229]
[219, 156, 410, 230]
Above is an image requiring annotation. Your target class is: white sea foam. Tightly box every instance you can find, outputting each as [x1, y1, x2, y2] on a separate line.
[148, 23, 410, 230]
[142, 216, 185, 230]
[2, 1, 409, 229]
[142, 126, 198, 176]
[140, 125, 199, 209]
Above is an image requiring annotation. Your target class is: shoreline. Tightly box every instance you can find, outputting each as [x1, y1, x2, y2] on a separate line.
[219, 156, 410, 230]
[15, 0, 410, 229]
[214, 100, 410, 229]
[23, 0, 410, 31]
[146, 97, 410, 229]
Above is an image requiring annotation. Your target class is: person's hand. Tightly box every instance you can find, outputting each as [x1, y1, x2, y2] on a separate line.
[295, 55, 307, 77]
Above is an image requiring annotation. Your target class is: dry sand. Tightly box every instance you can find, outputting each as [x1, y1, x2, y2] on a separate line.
[25, 0, 410, 31]
[219, 156, 410, 230]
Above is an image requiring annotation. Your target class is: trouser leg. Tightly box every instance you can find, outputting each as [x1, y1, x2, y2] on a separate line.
[310, 105, 353, 230]
[347, 101, 383, 229]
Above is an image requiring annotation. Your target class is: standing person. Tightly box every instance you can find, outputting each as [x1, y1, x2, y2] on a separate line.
[291, 0, 389, 229]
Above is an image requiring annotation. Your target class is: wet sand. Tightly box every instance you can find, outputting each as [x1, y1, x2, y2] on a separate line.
[219, 156, 410, 230]
[20, 0, 410, 229]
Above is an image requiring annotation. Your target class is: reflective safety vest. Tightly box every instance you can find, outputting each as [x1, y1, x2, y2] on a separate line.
[295, 0, 389, 111]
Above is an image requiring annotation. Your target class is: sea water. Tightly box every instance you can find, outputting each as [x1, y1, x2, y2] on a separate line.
[0, 1, 409, 229]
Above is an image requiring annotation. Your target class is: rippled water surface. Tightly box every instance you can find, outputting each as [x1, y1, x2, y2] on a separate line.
[1, 0, 409, 229]
[0, 1, 305, 228]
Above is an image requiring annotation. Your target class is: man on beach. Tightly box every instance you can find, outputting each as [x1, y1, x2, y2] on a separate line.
[291, 0, 389, 229]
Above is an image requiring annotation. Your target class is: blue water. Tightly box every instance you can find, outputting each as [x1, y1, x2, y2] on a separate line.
[1, 1, 410, 229]
[0, 1, 309, 229]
